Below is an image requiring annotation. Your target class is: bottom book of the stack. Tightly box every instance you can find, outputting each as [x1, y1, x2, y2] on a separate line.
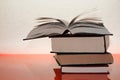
[62, 65, 109, 73]
[53, 53, 113, 80]
[54, 68, 110, 80]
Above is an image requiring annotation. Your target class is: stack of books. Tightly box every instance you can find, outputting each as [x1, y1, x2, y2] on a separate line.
[23, 13, 114, 80]
[51, 36, 113, 80]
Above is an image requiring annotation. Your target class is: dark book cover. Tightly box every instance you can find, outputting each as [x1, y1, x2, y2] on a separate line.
[54, 53, 113, 66]
[54, 68, 109, 80]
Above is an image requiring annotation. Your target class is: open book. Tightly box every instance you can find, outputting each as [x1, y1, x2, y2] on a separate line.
[24, 13, 112, 40]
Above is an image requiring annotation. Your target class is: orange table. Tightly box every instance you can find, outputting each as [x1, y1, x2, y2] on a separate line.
[0, 54, 119, 80]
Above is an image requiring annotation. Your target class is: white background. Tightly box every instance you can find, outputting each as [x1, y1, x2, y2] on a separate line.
[0, 0, 120, 54]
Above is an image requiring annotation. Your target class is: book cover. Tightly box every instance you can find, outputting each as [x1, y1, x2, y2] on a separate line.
[62, 73, 109, 80]
[54, 53, 113, 66]
[54, 68, 109, 80]
[61, 65, 109, 73]
[51, 36, 109, 53]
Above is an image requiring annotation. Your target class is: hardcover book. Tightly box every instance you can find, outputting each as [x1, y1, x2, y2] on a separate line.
[61, 73, 109, 80]
[54, 53, 113, 66]
[61, 65, 109, 73]
[51, 36, 109, 53]
[54, 68, 109, 80]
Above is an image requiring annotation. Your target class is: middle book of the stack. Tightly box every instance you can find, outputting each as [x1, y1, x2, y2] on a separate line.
[51, 36, 113, 80]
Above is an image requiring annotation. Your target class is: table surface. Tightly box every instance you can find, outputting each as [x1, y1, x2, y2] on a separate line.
[0, 54, 120, 80]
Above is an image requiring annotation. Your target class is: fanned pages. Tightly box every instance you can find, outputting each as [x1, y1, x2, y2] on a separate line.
[24, 12, 112, 40]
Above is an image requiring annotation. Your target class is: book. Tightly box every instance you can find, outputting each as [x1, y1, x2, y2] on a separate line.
[51, 36, 109, 53]
[23, 12, 112, 40]
[62, 73, 109, 80]
[54, 68, 109, 80]
[61, 65, 109, 73]
[54, 53, 113, 66]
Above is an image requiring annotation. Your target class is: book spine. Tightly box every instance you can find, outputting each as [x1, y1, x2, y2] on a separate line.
[103, 36, 107, 53]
